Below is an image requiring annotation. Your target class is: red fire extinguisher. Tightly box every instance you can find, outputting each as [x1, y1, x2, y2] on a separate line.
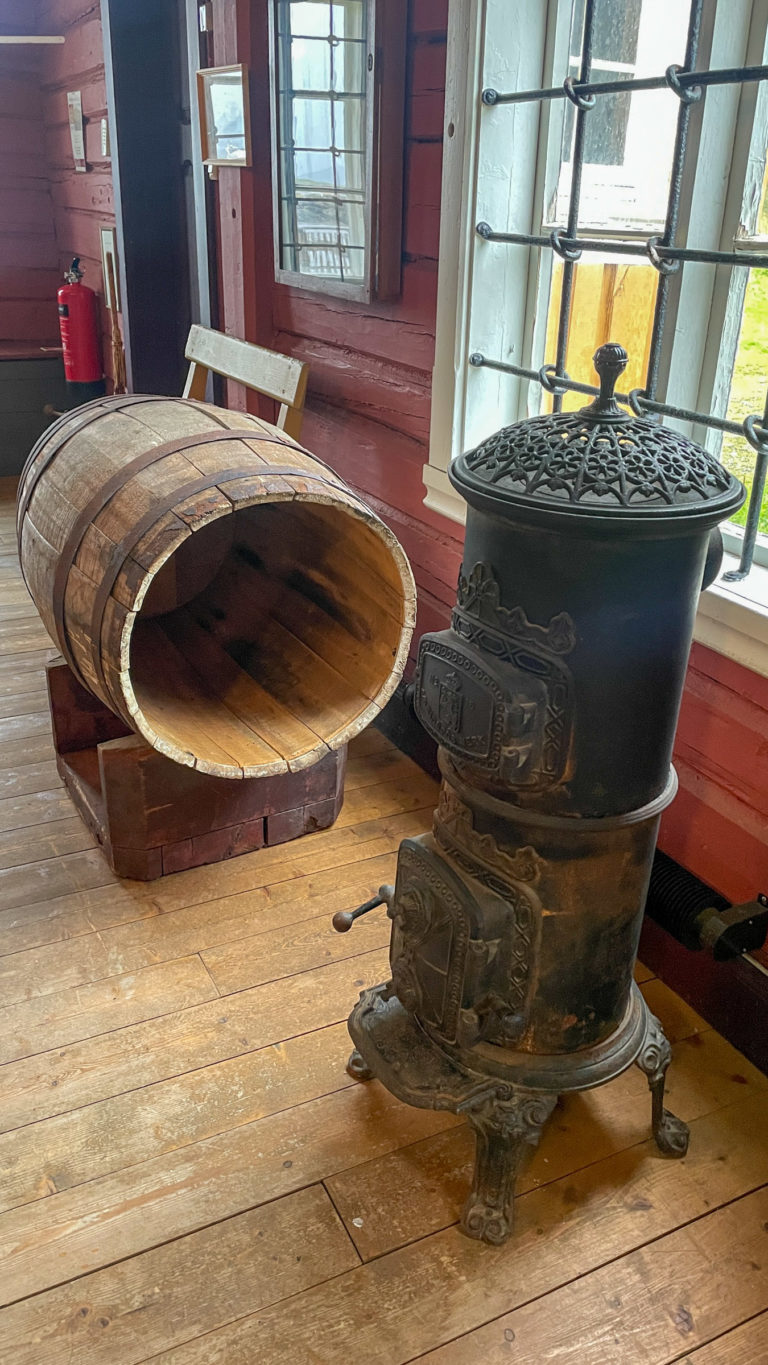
[57, 258, 106, 404]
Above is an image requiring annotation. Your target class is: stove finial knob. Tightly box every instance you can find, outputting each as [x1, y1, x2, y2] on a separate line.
[585, 342, 629, 418]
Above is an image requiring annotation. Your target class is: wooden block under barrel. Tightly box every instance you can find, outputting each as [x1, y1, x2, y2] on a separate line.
[46, 658, 347, 881]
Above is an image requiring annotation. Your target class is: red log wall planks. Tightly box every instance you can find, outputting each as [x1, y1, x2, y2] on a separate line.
[662, 642, 768, 959]
[213, 0, 463, 661]
[35, 0, 116, 385]
[0, 3, 59, 345]
[217, 0, 768, 969]
[5, 2, 766, 971]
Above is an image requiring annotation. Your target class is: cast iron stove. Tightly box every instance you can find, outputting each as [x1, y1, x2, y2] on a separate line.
[335, 344, 745, 1244]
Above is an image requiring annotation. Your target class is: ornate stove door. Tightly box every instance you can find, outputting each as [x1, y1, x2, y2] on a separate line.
[414, 563, 576, 791]
[389, 836, 541, 1053]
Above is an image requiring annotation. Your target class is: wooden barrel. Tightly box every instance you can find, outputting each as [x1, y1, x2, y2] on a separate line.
[17, 395, 416, 779]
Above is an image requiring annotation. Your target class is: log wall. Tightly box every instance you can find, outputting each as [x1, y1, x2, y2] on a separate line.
[5, 2, 765, 967]
[213, 0, 463, 668]
[0, 2, 59, 346]
[214, 0, 768, 971]
[36, 0, 116, 385]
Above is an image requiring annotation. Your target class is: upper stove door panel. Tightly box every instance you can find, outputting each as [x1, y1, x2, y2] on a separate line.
[414, 626, 574, 790]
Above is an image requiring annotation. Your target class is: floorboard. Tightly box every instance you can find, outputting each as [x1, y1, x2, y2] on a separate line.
[1, 480, 766, 1364]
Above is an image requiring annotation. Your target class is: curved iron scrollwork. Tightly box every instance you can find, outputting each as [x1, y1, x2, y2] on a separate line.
[456, 562, 576, 655]
[433, 784, 543, 887]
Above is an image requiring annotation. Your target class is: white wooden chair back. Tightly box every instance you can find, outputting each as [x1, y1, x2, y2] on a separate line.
[182, 324, 309, 440]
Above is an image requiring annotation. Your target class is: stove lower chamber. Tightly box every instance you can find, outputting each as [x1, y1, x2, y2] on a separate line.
[338, 345, 747, 1245]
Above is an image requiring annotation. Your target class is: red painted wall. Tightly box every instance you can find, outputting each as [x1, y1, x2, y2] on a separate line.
[0, 2, 59, 348]
[214, 0, 768, 969]
[37, 0, 116, 385]
[663, 643, 768, 917]
[214, 0, 462, 669]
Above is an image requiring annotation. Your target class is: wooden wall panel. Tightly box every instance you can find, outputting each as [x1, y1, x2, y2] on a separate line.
[37, 0, 117, 386]
[230, 0, 464, 655]
[0, 37, 59, 345]
[660, 642, 768, 969]
[225, 0, 768, 985]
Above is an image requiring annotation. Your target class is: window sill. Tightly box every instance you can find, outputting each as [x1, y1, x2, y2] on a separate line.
[422, 464, 466, 526]
[424, 466, 768, 682]
[697, 552, 768, 679]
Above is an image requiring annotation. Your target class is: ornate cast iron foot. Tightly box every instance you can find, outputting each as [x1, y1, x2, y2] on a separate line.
[347, 1048, 375, 1082]
[636, 1013, 690, 1157]
[461, 1090, 558, 1245]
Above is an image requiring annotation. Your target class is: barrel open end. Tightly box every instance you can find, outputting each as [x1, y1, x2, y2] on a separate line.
[123, 493, 415, 779]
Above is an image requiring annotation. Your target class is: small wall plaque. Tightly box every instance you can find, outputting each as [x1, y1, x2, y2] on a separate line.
[67, 90, 86, 172]
[99, 226, 120, 311]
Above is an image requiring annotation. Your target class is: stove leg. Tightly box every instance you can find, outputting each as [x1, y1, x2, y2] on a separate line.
[461, 1091, 557, 1245]
[636, 1012, 690, 1157]
[346, 1048, 375, 1082]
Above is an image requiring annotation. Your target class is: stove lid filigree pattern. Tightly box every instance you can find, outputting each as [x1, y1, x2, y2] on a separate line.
[451, 344, 745, 525]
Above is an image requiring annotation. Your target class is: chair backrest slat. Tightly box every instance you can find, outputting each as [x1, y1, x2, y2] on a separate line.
[182, 324, 308, 439]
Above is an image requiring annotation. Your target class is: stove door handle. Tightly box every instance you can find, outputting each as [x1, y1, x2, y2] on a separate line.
[332, 885, 394, 933]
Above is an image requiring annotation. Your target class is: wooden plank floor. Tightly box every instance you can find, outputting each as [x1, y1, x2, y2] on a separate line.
[1, 474, 767, 1363]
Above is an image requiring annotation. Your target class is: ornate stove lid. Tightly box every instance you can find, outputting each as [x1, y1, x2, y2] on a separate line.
[450, 344, 745, 526]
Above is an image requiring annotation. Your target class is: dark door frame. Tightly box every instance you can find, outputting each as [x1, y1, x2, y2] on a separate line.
[101, 0, 209, 394]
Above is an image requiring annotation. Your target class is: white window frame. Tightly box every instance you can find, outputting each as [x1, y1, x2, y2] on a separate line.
[424, 0, 768, 676]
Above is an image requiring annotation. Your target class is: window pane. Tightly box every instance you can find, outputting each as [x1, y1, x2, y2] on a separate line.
[291, 38, 331, 91]
[541, 258, 658, 413]
[759, 159, 768, 237]
[293, 150, 335, 188]
[332, 1, 364, 40]
[275, 0, 369, 284]
[550, 0, 691, 232]
[285, 2, 331, 38]
[721, 268, 768, 534]
[333, 100, 365, 155]
[570, 0, 642, 65]
[292, 96, 333, 149]
[332, 41, 365, 95]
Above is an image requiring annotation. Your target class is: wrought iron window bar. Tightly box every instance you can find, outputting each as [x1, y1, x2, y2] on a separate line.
[470, 0, 768, 581]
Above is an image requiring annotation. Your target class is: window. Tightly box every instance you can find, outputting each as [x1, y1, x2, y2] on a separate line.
[268, 0, 406, 302]
[426, 0, 768, 615]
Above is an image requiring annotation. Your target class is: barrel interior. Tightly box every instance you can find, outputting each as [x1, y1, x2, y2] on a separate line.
[127, 498, 409, 776]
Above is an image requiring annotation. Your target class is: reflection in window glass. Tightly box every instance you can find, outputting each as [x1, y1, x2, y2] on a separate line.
[207, 72, 247, 161]
[539, 0, 700, 422]
[276, 0, 368, 283]
[722, 268, 768, 534]
[755, 154, 768, 238]
[542, 257, 658, 414]
[551, 0, 690, 233]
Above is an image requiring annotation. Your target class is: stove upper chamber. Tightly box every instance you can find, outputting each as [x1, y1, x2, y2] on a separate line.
[415, 344, 745, 819]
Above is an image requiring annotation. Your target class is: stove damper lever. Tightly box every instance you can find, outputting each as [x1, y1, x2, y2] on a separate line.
[332, 886, 394, 933]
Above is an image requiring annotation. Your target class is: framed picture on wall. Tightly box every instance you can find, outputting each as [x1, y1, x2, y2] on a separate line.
[196, 64, 252, 168]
